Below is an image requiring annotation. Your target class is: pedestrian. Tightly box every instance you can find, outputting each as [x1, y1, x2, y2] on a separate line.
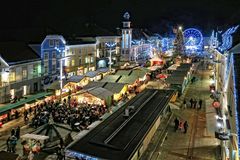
[183, 99, 187, 109]
[184, 121, 189, 133]
[11, 128, 15, 136]
[6, 137, 11, 152]
[174, 118, 179, 132]
[190, 98, 193, 108]
[15, 126, 20, 140]
[9, 134, 17, 153]
[199, 99, 203, 109]
[179, 121, 184, 132]
[193, 99, 197, 109]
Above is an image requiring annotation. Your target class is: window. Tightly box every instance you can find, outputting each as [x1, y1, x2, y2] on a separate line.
[52, 51, 56, 59]
[66, 60, 70, 67]
[71, 60, 75, 66]
[44, 66, 48, 73]
[85, 57, 89, 63]
[55, 40, 59, 47]
[49, 40, 54, 47]
[90, 57, 94, 63]
[9, 71, 16, 82]
[22, 69, 27, 79]
[44, 52, 48, 60]
[79, 57, 82, 65]
[52, 64, 56, 71]
[33, 67, 37, 77]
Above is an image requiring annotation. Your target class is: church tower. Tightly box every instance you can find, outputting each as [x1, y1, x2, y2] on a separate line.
[121, 12, 132, 61]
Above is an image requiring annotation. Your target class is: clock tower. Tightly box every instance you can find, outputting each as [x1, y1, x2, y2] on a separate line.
[121, 12, 132, 61]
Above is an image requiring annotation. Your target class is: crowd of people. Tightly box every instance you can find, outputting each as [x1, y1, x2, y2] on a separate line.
[29, 98, 107, 131]
[183, 98, 203, 110]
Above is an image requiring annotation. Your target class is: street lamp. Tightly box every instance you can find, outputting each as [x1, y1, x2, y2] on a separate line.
[105, 42, 116, 72]
[178, 26, 183, 31]
[55, 47, 67, 101]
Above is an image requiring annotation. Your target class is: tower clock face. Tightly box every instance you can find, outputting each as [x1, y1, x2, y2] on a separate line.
[184, 28, 203, 47]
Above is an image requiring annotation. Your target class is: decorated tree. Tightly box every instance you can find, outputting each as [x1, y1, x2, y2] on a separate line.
[173, 27, 185, 55]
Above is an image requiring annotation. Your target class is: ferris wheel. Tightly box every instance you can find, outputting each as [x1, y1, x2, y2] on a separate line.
[183, 28, 203, 52]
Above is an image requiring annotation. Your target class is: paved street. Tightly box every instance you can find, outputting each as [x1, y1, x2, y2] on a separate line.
[142, 61, 221, 160]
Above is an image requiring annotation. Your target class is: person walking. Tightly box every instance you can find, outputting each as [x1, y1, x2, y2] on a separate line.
[193, 99, 197, 109]
[174, 118, 179, 132]
[15, 126, 20, 140]
[9, 134, 17, 153]
[184, 121, 189, 133]
[199, 99, 203, 109]
[190, 98, 193, 108]
[183, 99, 187, 109]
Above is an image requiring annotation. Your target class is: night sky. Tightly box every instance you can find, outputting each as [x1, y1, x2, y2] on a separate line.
[0, 0, 239, 42]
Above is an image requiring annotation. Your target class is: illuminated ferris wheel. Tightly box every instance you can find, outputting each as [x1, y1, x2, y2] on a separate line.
[183, 28, 203, 53]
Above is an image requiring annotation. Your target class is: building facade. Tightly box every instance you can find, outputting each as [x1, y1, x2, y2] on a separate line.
[0, 42, 42, 103]
[41, 35, 66, 81]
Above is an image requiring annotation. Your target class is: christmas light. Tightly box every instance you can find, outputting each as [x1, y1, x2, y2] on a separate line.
[231, 54, 240, 152]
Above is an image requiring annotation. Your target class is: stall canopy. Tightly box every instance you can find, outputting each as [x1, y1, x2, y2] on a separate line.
[165, 76, 185, 85]
[88, 87, 113, 100]
[68, 75, 85, 83]
[177, 63, 192, 71]
[115, 70, 132, 76]
[171, 70, 189, 77]
[83, 82, 106, 90]
[117, 75, 138, 84]
[47, 80, 67, 90]
[32, 119, 73, 150]
[101, 75, 121, 83]
[103, 83, 126, 94]
[97, 67, 109, 73]
[0, 92, 52, 115]
[85, 71, 99, 78]
[131, 69, 147, 78]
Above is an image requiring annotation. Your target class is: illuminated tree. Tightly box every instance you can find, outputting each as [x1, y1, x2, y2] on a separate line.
[173, 27, 185, 55]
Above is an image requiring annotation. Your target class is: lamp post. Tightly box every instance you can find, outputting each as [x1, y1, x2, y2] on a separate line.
[105, 42, 116, 72]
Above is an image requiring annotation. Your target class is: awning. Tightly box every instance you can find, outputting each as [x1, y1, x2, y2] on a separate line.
[88, 87, 113, 100]
[97, 68, 109, 73]
[103, 83, 126, 93]
[115, 70, 132, 76]
[21, 133, 49, 141]
[68, 75, 85, 83]
[0, 92, 52, 114]
[165, 76, 185, 85]
[85, 71, 99, 78]
[101, 75, 121, 83]
[118, 75, 138, 84]
[47, 80, 67, 90]
[83, 82, 106, 90]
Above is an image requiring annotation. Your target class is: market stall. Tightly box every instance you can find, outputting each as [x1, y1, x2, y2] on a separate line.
[103, 82, 128, 101]
[101, 75, 121, 83]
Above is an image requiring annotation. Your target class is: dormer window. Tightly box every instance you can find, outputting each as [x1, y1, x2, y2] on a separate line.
[49, 39, 54, 47]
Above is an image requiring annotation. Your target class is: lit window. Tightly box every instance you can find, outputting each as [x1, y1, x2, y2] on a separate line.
[90, 57, 94, 63]
[49, 40, 54, 47]
[22, 70, 27, 79]
[66, 60, 70, 67]
[85, 57, 89, 63]
[72, 60, 75, 66]
[9, 71, 16, 82]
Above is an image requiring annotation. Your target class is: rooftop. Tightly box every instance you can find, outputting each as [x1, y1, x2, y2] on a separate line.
[0, 42, 41, 65]
[67, 89, 175, 160]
